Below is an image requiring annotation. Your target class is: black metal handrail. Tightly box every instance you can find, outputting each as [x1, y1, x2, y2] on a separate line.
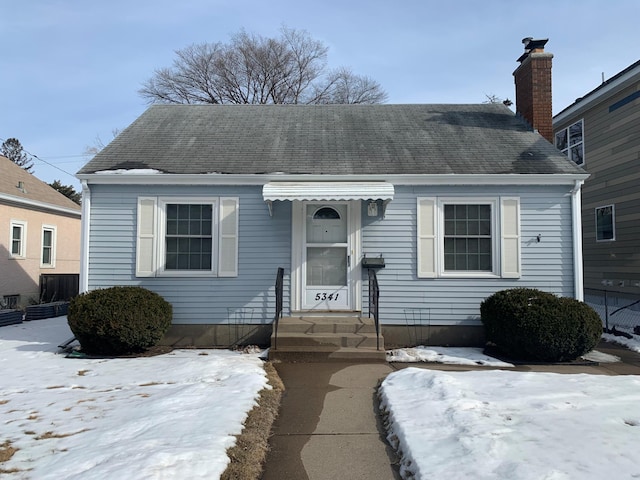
[368, 268, 381, 350]
[273, 267, 284, 350]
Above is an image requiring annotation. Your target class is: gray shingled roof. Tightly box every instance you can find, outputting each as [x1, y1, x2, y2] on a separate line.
[78, 103, 585, 176]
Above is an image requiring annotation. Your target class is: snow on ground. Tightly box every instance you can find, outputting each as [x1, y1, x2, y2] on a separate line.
[386, 345, 622, 366]
[380, 368, 640, 479]
[386, 346, 514, 367]
[381, 333, 640, 479]
[602, 332, 640, 353]
[4, 315, 640, 480]
[0, 317, 268, 480]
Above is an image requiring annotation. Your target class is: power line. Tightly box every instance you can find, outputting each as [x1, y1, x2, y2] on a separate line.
[1, 136, 79, 178]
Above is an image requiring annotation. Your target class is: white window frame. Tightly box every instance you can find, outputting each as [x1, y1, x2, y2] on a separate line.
[438, 197, 499, 278]
[41, 225, 57, 267]
[136, 196, 239, 278]
[417, 196, 520, 279]
[157, 197, 218, 277]
[595, 204, 615, 242]
[555, 119, 585, 166]
[9, 220, 27, 258]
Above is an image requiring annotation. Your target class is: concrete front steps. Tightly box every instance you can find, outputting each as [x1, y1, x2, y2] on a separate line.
[269, 315, 386, 363]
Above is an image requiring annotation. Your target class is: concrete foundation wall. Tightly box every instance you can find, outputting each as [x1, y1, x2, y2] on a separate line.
[161, 324, 273, 348]
[381, 325, 486, 348]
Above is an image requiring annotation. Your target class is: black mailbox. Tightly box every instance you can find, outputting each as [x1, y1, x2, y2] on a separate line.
[362, 256, 385, 269]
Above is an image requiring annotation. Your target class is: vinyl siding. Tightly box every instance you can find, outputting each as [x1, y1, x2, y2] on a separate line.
[87, 184, 291, 325]
[555, 75, 640, 291]
[88, 183, 574, 327]
[360, 185, 575, 326]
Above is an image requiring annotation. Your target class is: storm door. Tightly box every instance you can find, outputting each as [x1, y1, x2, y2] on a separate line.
[303, 203, 351, 309]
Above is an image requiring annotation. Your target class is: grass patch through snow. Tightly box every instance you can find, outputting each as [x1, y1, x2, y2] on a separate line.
[221, 362, 284, 480]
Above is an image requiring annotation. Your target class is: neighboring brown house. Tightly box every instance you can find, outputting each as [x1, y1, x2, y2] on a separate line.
[0, 155, 81, 308]
[553, 60, 640, 303]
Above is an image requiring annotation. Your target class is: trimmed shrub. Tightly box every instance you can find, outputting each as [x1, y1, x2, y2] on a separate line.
[67, 286, 172, 355]
[481, 288, 602, 362]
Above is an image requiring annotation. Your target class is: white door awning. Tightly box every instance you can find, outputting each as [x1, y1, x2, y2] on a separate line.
[262, 181, 394, 215]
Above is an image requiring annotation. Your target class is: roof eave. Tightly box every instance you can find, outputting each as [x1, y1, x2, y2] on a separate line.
[77, 172, 589, 186]
[0, 193, 82, 217]
[554, 62, 640, 125]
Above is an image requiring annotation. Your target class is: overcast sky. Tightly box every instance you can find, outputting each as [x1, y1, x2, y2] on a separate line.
[2, 0, 638, 190]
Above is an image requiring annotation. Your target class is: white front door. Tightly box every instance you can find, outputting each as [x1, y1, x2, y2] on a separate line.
[292, 201, 360, 311]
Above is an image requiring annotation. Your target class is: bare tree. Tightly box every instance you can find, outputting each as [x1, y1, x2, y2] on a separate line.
[83, 128, 121, 157]
[140, 27, 387, 105]
[484, 94, 513, 107]
[320, 68, 389, 104]
[1, 138, 34, 172]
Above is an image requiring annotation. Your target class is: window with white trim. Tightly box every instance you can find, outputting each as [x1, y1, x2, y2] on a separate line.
[444, 204, 493, 271]
[165, 203, 213, 270]
[595, 205, 615, 242]
[136, 196, 239, 277]
[555, 119, 584, 166]
[10, 221, 27, 258]
[41, 225, 56, 267]
[417, 197, 520, 278]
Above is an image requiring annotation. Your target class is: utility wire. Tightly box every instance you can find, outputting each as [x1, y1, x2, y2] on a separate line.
[0, 136, 78, 178]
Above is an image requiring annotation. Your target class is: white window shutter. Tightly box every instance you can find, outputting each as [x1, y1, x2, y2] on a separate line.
[136, 197, 157, 277]
[501, 197, 521, 278]
[417, 198, 437, 278]
[218, 197, 239, 277]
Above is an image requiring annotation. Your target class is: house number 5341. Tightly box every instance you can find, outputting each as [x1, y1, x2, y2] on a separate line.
[315, 293, 339, 301]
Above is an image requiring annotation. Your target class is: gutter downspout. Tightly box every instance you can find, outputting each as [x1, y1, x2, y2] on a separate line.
[79, 180, 91, 293]
[571, 180, 584, 300]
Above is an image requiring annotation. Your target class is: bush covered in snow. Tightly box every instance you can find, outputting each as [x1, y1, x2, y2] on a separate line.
[68, 286, 172, 355]
[480, 288, 602, 362]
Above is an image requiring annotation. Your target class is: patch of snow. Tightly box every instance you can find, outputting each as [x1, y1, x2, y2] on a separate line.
[380, 368, 640, 480]
[94, 169, 163, 175]
[581, 349, 621, 363]
[602, 332, 640, 353]
[386, 346, 514, 367]
[0, 317, 267, 479]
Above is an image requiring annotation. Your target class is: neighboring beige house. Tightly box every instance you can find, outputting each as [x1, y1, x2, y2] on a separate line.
[0, 155, 81, 308]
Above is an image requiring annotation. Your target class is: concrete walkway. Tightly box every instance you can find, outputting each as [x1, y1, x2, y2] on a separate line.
[260, 362, 400, 480]
[260, 341, 640, 479]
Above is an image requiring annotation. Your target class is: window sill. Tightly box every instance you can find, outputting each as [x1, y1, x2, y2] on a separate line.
[157, 270, 218, 278]
[438, 272, 500, 279]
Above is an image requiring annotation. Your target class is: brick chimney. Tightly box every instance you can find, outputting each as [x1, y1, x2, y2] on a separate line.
[513, 37, 553, 143]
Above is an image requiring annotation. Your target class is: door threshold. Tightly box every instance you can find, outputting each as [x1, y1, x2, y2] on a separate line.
[291, 310, 362, 317]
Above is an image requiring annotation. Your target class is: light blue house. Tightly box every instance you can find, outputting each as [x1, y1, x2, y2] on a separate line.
[77, 41, 588, 357]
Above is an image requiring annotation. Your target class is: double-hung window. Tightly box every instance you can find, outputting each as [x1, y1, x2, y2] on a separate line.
[418, 197, 520, 278]
[555, 120, 584, 166]
[165, 204, 213, 271]
[136, 196, 239, 277]
[443, 204, 493, 272]
[595, 205, 615, 242]
[41, 225, 56, 267]
[10, 221, 27, 258]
